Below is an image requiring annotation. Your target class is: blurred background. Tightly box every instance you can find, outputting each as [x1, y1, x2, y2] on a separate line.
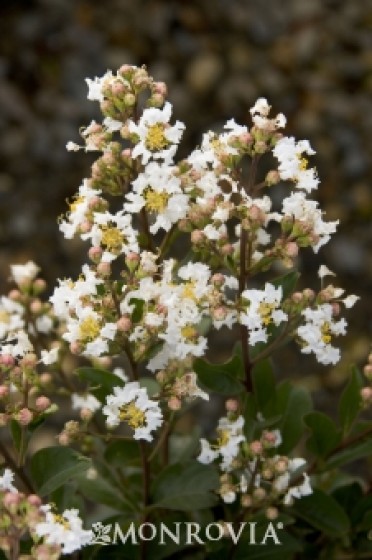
[0, 0, 371, 403]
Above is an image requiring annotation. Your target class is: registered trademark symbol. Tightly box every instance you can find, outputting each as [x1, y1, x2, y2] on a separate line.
[276, 522, 284, 530]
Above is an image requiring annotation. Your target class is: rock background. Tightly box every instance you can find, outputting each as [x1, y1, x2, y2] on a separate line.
[0, 0, 371, 397]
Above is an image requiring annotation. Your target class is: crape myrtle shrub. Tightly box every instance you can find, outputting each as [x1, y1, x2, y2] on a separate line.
[0, 65, 371, 560]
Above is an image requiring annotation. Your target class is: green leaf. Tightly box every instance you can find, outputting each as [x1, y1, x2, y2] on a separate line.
[277, 385, 312, 454]
[252, 359, 276, 417]
[76, 474, 134, 512]
[339, 367, 363, 434]
[325, 438, 372, 470]
[194, 356, 244, 395]
[139, 377, 160, 398]
[10, 419, 23, 453]
[305, 412, 341, 458]
[129, 298, 145, 323]
[104, 440, 140, 466]
[76, 367, 124, 403]
[151, 461, 219, 511]
[271, 270, 300, 299]
[291, 488, 350, 536]
[31, 447, 91, 497]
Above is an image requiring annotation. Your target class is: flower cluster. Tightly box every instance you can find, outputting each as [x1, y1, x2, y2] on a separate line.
[198, 402, 312, 510]
[0, 469, 92, 558]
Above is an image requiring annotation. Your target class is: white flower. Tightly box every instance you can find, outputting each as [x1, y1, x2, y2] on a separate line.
[284, 473, 312, 505]
[72, 393, 101, 413]
[241, 283, 287, 346]
[273, 136, 319, 192]
[40, 347, 59, 365]
[282, 191, 338, 252]
[63, 305, 117, 358]
[60, 180, 102, 240]
[36, 506, 93, 554]
[85, 71, 113, 102]
[10, 261, 40, 286]
[318, 265, 336, 279]
[342, 294, 359, 308]
[128, 102, 185, 165]
[197, 415, 245, 472]
[297, 303, 347, 365]
[103, 382, 163, 441]
[125, 162, 189, 234]
[82, 210, 139, 261]
[250, 98, 286, 130]
[0, 469, 18, 493]
[66, 141, 80, 151]
[0, 296, 24, 339]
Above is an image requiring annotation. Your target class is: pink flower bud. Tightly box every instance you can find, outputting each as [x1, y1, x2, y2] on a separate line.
[0, 385, 9, 398]
[27, 494, 42, 506]
[79, 220, 92, 233]
[3, 492, 21, 511]
[154, 81, 167, 96]
[363, 364, 372, 380]
[331, 302, 341, 316]
[80, 408, 93, 421]
[117, 316, 132, 332]
[58, 432, 70, 446]
[97, 262, 111, 277]
[18, 408, 33, 426]
[121, 148, 132, 159]
[266, 507, 279, 520]
[88, 246, 103, 263]
[286, 241, 299, 258]
[250, 441, 263, 455]
[33, 278, 46, 294]
[221, 243, 233, 255]
[213, 306, 227, 321]
[30, 299, 42, 313]
[124, 93, 136, 106]
[35, 396, 51, 412]
[0, 354, 15, 367]
[303, 288, 315, 301]
[225, 399, 239, 412]
[20, 353, 37, 368]
[211, 273, 225, 287]
[39, 372, 52, 386]
[239, 132, 252, 144]
[361, 387, 372, 403]
[191, 230, 205, 244]
[168, 397, 182, 411]
[70, 341, 82, 355]
[111, 82, 126, 96]
[291, 292, 303, 303]
[8, 289, 21, 301]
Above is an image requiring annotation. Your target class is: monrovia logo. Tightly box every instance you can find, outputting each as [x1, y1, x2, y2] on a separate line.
[90, 521, 284, 546]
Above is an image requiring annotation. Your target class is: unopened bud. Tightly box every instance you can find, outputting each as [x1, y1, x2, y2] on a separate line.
[225, 399, 239, 412]
[35, 396, 51, 412]
[88, 246, 103, 263]
[117, 316, 132, 332]
[168, 396, 181, 411]
[18, 408, 33, 426]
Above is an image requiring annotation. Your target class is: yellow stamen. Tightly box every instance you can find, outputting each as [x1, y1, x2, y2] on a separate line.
[0, 311, 10, 324]
[216, 429, 230, 448]
[182, 282, 196, 301]
[119, 401, 146, 429]
[144, 189, 169, 213]
[101, 226, 124, 251]
[53, 514, 70, 529]
[321, 322, 332, 344]
[181, 325, 197, 340]
[69, 196, 84, 214]
[258, 302, 276, 326]
[145, 123, 169, 151]
[298, 157, 308, 171]
[79, 316, 100, 342]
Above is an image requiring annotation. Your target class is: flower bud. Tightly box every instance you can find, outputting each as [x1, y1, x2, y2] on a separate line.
[88, 246, 103, 263]
[225, 399, 239, 412]
[27, 494, 42, 507]
[361, 386, 372, 405]
[241, 494, 252, 508]
[250, 441, 263, 455]
[17, 408, 33, 426]
[363, 364, 372, 380]
[266, 507, 279, 520]
[97, 262, 111, 277]
[0, 354, 15, 367]
[117, 316, 132, 332]
[191, 230, 205, 244]
[35, 396, 51, 412]
[0, 385, 9, 398]
[168, 396, 182, 411]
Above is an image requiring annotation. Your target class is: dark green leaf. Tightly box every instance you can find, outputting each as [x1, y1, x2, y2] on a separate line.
[10, 419, 23, 453]
[104, 440, 140, 466]
[291, 489, 350, 536]
[31, 446, 91, 496]
[129, 298, 145, 323]
[339, 367, 363, 434]
[139, 377, 160, 398]
[271, 270, 300, 299]
[194, 356, 244, 395]
[252, 359, 276, 417]
[305, 412, 341, 458]
[77, 474, 134, 512]
[277, 386, 312, 454]
[151, 461, 219, 511]
[76, 366, 124, 403]
[325, 438, 372, 470]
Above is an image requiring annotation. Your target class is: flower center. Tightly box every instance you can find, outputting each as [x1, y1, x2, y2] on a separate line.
[69, 196, 85, 214]
[145, 123, 169, 151]
[298, 157, 308, 171]
[119, 401, 146, 429]
[0, 310, 10, 324]
[53, 514, 70, 529]
[216, 429, 230, 448]
[79, 316, 101, 342]
[258, 302, 276, 326]
[181, 325, 198, 340]
[144, 189, 169, 212]
[321, 322, 332, 344]
[101, 226, 124, 251]
[182, 282, 196, 301]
